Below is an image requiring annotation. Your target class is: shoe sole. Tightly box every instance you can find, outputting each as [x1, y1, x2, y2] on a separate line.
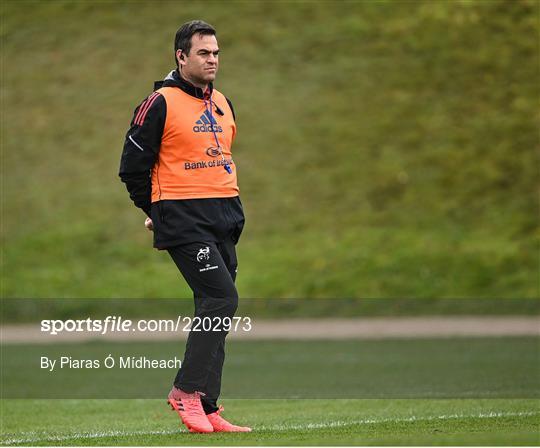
[213, 428, 252, 433]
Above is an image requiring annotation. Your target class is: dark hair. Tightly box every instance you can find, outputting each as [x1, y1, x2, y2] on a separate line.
[174, 20, 216, 67]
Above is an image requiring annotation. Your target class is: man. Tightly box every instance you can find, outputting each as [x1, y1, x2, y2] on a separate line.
[119, 20, 250, 433]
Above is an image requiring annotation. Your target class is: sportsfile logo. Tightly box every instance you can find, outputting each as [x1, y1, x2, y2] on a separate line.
[193, 110, 223, 133]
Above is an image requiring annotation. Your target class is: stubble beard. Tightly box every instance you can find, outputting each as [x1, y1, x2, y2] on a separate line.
[200, 69, 217, 84]
[186, 70, 216, 89]
[180, 65, 216, 89]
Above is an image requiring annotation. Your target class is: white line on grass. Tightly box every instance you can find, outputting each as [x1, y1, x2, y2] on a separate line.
[256, 410, 540, 431]
[1, 410, 538, 445]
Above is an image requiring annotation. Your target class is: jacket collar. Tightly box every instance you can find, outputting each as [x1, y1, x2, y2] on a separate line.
[154, 69, 213, 99]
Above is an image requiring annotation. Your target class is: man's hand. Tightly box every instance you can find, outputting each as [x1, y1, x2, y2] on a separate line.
[145, 217, 153, 231]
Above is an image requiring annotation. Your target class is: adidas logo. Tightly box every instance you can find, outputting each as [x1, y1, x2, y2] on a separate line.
[193, 110, 223, 133]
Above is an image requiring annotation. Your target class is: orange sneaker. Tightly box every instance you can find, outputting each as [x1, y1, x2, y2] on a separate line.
[167, 387, 214, 433]
[207, 406, 252, 432]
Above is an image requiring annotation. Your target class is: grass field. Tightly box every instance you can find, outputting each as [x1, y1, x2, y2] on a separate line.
[3, 298, 540, 323]
[2, 1, 538, 443]
[1, 336, 538, 445]
[2, 0, 539, 298]
[1, 398, 539, 445]
[2, 337, 539, 399]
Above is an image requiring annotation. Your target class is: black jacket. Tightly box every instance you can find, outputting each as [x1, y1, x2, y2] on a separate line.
[119, 70, 244, 249]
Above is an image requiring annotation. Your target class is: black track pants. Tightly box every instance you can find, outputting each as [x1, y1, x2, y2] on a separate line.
[167, 238, 238, 414]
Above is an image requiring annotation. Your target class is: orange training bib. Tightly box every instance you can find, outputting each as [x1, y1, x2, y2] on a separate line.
[151, 86, 238, 202]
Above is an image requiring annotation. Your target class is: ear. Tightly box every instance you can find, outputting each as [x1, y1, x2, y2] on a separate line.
[176, 49, 185, 67]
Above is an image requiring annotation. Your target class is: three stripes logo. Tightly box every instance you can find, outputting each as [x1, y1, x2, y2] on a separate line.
[193, 110, 223, 133]
[134, 93, 224, 133]
[134, 92, 160, 126]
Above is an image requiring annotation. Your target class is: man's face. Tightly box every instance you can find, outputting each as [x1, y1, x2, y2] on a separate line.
[178, 33, 219, 86]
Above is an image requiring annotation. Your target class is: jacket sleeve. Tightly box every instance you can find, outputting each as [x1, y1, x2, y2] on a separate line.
[119, 93, 166, 217]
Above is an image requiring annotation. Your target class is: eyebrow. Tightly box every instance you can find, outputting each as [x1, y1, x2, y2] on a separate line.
[197, 49, 220, 54]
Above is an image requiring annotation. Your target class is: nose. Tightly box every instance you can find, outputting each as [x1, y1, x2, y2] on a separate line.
[208, 53, 217, 64]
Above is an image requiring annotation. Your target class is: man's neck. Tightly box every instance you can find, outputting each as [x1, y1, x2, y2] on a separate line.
[178, 69, 208, 91]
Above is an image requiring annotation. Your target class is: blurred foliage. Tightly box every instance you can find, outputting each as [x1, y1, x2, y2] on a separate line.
[1, 0, 538, 298]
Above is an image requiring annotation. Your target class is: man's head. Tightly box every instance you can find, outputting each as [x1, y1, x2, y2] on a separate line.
[174, 20, 219, 88]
